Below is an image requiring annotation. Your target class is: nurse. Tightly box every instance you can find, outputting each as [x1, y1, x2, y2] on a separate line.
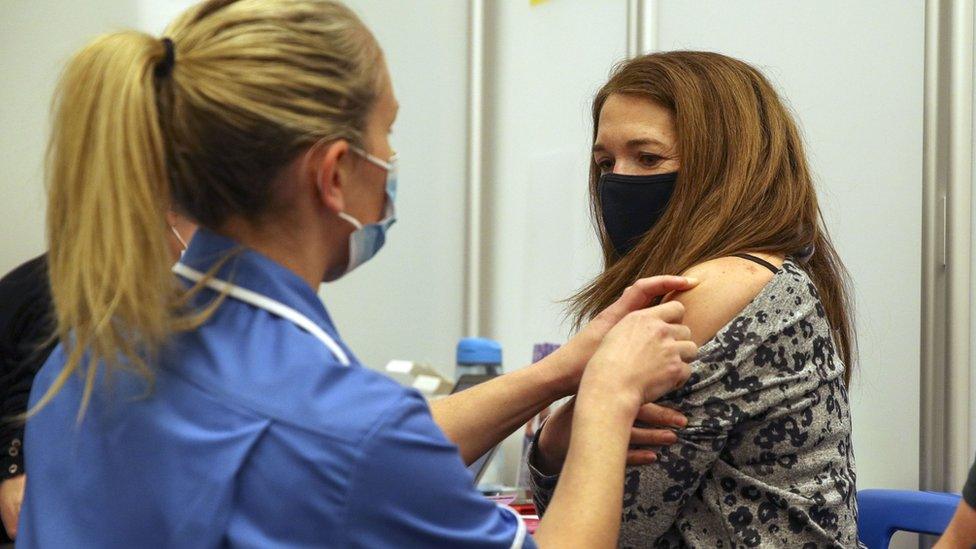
[19, 1, 697, 547]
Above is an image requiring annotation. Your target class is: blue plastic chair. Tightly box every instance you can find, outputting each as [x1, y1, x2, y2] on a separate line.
[857, 489, 961, 548]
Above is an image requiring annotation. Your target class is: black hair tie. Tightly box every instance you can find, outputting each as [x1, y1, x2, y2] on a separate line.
[155, 38, 176, 78]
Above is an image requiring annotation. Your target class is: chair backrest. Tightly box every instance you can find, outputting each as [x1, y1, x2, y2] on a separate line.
[857, 489, 960, 548]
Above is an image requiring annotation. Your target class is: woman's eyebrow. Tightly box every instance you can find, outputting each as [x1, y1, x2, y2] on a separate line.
[626, 138, 665, 149]
[592, 138, 666, 154]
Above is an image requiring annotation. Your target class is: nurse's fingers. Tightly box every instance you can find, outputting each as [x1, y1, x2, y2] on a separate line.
[608, 276, 700, 317]
[646, 300, 686, 324]
[669, 323, 693, 343]
[676, 341, 699, 362]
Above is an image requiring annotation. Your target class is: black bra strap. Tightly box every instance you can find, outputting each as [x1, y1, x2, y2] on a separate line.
[731, 253, 779, 274]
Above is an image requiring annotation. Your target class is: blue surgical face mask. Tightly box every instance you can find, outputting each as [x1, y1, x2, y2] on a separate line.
[335, 147, 398, 276]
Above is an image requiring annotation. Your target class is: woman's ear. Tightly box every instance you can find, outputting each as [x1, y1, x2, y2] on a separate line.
[311, 140, 351, 214]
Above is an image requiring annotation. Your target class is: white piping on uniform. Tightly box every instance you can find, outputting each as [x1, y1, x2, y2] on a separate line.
[498, 504, 527, 549]
[173, 263, 350, 366]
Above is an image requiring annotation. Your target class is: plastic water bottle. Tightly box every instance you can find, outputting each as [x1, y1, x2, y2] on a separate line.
[455, 337, 505, 489]
[455, 337, 503, 380]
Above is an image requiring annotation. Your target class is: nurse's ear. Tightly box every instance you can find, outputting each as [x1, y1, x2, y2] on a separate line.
[308, 140, 352, 214]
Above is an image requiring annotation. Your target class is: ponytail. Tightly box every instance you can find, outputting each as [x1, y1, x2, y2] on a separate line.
[33, 0, 384, 417]
[38, 32, 177, 416]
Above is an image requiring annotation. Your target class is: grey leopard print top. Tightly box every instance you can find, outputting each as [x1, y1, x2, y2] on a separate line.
[529, 259, 861, 548]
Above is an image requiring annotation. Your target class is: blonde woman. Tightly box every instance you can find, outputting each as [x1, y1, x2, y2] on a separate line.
[529, 52, 861, 548]
[18, 1, 699, 547]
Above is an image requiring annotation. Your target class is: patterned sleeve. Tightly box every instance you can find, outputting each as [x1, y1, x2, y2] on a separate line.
[617, 315, 772, 543]
[617, 292, 831, 545]
[528, 280, 826, 546]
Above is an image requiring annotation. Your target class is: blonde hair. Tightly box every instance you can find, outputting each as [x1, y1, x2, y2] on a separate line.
[570, 51, 856, 384]
[40, 0, 383, 415]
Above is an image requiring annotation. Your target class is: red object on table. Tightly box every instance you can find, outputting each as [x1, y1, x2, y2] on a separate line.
[507, 501, 539, 535]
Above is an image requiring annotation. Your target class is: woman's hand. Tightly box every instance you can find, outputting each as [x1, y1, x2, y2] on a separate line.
[544, 276, 699, 396]
[0, 474, 25, 540]
[535, 399, 688, 474]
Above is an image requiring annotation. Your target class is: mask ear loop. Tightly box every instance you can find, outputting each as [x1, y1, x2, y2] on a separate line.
[303, 139, 366, 231]
[170, 225, 188, 250]
[350, 146, 395, 172]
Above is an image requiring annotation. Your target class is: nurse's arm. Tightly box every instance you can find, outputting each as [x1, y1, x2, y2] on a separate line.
[429, 275, 698, 466]
[430, 351, 572, 465]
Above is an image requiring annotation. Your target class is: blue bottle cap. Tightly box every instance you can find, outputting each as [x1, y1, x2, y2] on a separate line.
[456, 337, 502, 365]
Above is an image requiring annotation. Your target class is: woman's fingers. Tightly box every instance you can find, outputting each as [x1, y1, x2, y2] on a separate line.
[630, 427, 679, 447]
[626, 449, 657, 466]
[635, 402, 687, 428]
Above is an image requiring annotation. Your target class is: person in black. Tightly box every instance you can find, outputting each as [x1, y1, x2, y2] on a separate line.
[0, 254, 54, 543]
[935, 458, 976, 547]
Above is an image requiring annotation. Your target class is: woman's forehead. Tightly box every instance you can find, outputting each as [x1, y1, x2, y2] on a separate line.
[597, 94, 675, 146]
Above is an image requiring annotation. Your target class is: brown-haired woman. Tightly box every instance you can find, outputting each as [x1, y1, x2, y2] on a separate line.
[529, 51, 861, 548]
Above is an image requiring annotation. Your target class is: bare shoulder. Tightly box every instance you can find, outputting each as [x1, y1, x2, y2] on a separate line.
[665, 253, 784, 346]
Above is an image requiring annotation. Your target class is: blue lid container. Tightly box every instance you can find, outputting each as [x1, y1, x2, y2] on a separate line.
[456, 337, 502, 365]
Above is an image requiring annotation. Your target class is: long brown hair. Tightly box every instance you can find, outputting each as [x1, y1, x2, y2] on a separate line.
[570, 51, 856, 383]
[40, 0, 383, 415]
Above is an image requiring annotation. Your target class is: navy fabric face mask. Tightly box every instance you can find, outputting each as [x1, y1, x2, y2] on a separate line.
[598, 171, 678, 257]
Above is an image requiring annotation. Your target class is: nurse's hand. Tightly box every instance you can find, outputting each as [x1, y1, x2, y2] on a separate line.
[580, 299, 696, 403]
[0, 473, 24, 539]
[533, 302, 695, 548]
[548, 275, 699, 395]
[534, 399, 687, 475]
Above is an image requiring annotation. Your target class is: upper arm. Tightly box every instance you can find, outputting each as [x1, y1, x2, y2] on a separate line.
[664, 256, 779, 346]
[619, 257, 781, 542]
[619, 434, 726, 544]
[345, 393, 534, 549]
[937, 498, 976, 548]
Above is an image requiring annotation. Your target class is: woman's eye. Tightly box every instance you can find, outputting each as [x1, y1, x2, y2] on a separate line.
[639, 153, 663, 167]
[596, 158, 614, 172]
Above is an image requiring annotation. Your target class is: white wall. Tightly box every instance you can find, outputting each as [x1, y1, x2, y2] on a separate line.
[0, 1, 137, 274]
[482, 0, 620, 367]
[479, 0, 628, 486]
[321, 1, 469, 377]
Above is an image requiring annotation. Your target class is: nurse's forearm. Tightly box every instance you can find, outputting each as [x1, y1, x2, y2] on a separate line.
[532, 388, 633, 548]
[429, 355, 573, 465]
